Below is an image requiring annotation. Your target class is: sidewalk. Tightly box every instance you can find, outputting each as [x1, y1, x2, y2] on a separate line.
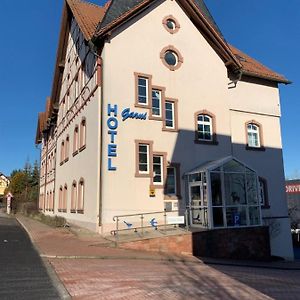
[16, 214, 195, 261]
[15, 214, 300, 299]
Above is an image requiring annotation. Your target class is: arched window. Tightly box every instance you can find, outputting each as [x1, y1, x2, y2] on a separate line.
[73, 125, 79, 154]
[71, 181, 77, 213]
[79, 118, 86, 149]
[63, 184, 68, 212]
[195, 111, 217, 143]
[58, 186, 63, 212]
[65, 136, 70, 160]
[46, 192, 49, 211]
[77, 178, 84, 213]
[49, 191, 52, 211]
[60, 140, 65, 163]
[246, 121, 263, 148]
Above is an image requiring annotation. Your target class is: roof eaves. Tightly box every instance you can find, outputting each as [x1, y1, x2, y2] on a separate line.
[242, 70, 291, 85]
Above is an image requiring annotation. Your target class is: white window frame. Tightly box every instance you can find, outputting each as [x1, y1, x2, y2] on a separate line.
[138, 76, 149, 105]
[197, 114, 213, 141]
[165, 101, 175, 129]
[247, 124, 260, 148]
[138, 144, 150, 174]
[152, 89, 162, 117]
[153, 155, 164, 185]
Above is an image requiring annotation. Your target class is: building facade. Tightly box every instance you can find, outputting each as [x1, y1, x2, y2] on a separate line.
[36, 0, 293, 259]
[286, 180, 300, 228]
[0, 173, 9, 197]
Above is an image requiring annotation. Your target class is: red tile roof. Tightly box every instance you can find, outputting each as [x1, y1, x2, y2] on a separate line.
[229, 45, 289, 84]
[67, 0, 106, 40]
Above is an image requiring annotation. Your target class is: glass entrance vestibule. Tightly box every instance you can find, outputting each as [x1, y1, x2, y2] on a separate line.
[185, 157, 262, 229]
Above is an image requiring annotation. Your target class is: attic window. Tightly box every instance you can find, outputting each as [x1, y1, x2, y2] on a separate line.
[163, 15, 180, 34]
[160, 46, 183, 71]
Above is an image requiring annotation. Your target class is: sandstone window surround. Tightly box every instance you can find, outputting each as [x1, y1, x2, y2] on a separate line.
[77, 178, 85, 214]
[194, 110, 218, 145]
[246, 121, 265, 151]
[162, 15, 180, 34]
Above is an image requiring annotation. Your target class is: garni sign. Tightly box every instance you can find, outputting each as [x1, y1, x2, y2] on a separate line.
[107, 104, 147, 171]
[286, 184, 300, 194]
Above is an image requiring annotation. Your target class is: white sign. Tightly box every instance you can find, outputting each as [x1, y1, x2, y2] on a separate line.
[167, 216, 185, 225]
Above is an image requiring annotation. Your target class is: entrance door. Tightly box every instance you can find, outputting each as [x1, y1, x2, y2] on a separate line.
[189, 182, 208, 227]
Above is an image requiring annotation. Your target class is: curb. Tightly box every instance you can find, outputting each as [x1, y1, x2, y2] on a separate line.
[40, 253, 199, 263]
[202, 260, 300, 271]
[16, 216, 72, 300]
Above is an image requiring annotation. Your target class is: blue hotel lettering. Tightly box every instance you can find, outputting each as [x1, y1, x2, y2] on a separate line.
[121, 108, 147, 121]
[107, 104, 118, 171]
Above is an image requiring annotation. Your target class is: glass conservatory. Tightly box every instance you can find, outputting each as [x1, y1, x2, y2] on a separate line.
[184, 157, 262, 229]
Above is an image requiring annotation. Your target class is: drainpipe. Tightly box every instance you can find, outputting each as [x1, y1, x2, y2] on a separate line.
[228, 69, 243, 89]
[98, 53, 104, 228]
[88, 40, 104, 228]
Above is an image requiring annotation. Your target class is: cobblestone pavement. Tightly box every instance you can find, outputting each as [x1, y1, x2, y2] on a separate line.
[49, 258, 272, 300]
[209, 264, 300, 300]
[16, 215, 300, 300]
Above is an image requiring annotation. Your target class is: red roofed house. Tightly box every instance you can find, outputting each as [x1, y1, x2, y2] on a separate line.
[35, 0, 293, 260]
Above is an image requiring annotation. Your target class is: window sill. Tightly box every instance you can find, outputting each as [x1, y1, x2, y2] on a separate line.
[134, 103, 150, 109]
[246, 145, 266, 152]
[79, 144, 86, 152]
[70, 209, 76, 213]
[162, 127, 178, 133]
[60, 161, 64, 166]
[64, 158, 69, 163]
[135, 172, 151, 178]
[149, 115, 163, 121]
[73, 150, 79, 157]
[164, 195, 182, 200]
[152, 183, 164, 189]
[77, 209, 84, 214]
[194, 140, 218, 146]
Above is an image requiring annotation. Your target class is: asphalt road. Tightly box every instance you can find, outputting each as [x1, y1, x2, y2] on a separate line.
[209, 264, 300, 300]
[0, 213, 61, 300]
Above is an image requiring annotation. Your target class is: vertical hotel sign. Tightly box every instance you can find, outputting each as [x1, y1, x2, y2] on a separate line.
[107, 104, 118, 171]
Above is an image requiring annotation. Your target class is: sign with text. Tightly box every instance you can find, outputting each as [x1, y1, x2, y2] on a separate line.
[167, 216, 185, 225]
[286, 184, 300, 194]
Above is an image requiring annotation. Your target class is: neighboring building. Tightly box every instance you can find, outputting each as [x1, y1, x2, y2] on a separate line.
[35, 0, 293, 259]
[286, 180, 300, 227]
[0, 173, 10, 196]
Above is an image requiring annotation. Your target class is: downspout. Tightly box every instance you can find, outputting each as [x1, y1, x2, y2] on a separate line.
[88, 40, 104, 228]
[227, 68, 243, 157]
[43, 131, 49, 213]
[98, 53, 104, 228]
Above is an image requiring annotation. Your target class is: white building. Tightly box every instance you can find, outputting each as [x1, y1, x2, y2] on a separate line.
[36, 0, 293, 259]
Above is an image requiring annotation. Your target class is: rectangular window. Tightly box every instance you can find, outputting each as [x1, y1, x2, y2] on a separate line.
[138, 77, 148, 105]
[75, 75, 79, 100]
[138, 144, 149, 173]
[153, 155, 163, 185]
[165, 101, 174, 128]
[163, 99, 178, 131]
[152, 89, 162, 117]
[166, 167, 176, 195]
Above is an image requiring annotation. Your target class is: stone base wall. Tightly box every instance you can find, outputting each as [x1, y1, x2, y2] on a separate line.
[121, 226, 271, 260]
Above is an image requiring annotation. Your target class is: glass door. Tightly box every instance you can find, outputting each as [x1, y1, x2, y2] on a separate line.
[189, 182, 208, 227]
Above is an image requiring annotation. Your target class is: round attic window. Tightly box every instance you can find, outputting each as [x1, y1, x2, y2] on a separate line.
[163, 15, 180, 34]
[166, 19, 176, 30]
[160, 46, 183, 71]
[164, 51, 178, 66]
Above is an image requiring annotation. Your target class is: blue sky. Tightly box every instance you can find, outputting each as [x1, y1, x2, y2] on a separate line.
[0, 0, 299, 178]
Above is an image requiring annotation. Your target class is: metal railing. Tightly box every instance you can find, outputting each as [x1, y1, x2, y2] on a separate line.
[111, 209, 189, 245]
